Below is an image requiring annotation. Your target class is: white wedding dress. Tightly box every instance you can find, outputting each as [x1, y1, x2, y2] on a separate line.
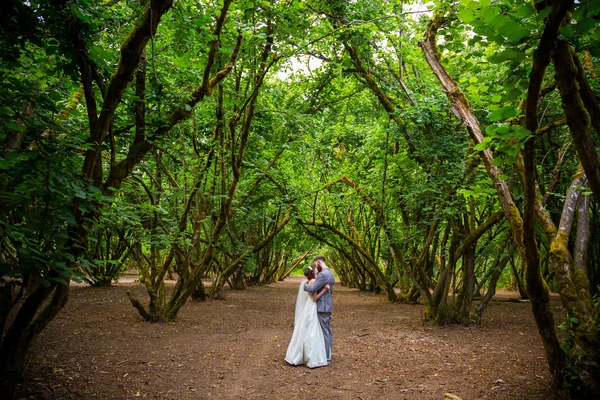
[284, 280, 328, 368]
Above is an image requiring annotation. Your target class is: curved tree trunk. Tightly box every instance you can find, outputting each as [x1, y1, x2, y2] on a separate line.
[0, 283, 69, 378]
[420, 8, 568, 386]
[0, 0, 176, 379]
[476, 243, 517, 320]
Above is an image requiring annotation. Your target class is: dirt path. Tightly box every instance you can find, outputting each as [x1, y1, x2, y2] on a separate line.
[14, 277, 560, 399]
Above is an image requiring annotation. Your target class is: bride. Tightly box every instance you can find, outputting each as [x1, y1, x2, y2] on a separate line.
[285, 267, 330, 368]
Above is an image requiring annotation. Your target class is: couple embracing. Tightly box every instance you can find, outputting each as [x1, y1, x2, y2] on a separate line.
[285, 256, 334, 368]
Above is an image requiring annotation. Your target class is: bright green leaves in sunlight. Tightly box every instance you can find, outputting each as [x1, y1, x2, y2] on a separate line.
[516, 3, 535, 18]
[457, 8, 477, 24]
[458, 175, 497, 199]
[474, 122, 530, 167]
[457, 0, 533, 64]
[487, 104, 519, 122]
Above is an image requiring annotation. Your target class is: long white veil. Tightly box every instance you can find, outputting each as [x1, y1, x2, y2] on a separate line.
[294, 280, 309, 327]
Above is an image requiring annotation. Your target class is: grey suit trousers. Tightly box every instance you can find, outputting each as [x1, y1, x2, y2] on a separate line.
[318, 312, 332, 362]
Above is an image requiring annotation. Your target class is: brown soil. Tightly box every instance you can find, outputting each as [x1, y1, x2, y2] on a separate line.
[11, 276, 561, 400]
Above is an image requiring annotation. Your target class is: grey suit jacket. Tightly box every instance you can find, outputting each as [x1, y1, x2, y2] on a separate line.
[304, 267, 334, 313]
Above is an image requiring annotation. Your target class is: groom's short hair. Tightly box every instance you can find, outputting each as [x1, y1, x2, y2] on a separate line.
[313, 256, 326, 270]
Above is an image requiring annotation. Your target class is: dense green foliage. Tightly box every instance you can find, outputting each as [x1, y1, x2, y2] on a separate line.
[1, 0, 600, 396]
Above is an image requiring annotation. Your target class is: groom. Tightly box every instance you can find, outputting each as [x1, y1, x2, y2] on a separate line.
[304, 255, 335, 363]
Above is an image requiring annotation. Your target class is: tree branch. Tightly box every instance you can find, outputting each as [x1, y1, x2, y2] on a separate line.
[103, 33, 242, 191]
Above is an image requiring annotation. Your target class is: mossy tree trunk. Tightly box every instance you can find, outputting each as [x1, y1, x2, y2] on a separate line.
[0, 0, 175, 380]
[422, 3, 600, 394]
[508, 256, 529, 299]
[277, 251, 310, 281]
[127, 14, 284, 317]
[421, 8, 568, 387]
[549, 31, 600, 397]
[209, 213, 291, 298]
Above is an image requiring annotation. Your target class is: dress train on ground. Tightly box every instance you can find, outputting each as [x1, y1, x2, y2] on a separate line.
[284, 281, 328, 368]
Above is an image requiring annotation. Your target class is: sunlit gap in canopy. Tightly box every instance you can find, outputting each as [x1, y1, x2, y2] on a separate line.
[275, 1, 433, 81]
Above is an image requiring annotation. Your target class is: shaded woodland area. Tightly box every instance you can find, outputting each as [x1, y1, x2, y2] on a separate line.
[1, 0, 599, 398]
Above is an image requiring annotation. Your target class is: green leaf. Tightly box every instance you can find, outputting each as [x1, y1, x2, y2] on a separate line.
[49, 92, 62, 102]
[485, 125, 497, 135]
[489, 14, 512, 31]
[488, 32, 506, 45]
[496, 125, 510, 134]
[74, 188, 87, 199]
[474, 25, 491, 37]
[572, 6, 584, 21]
[8, 230, 25, 241]
[482, 7, 498, 23]
[478, 0, 491, 8]
[506, 147, 520, 157]
[487, 53, 506, 64]
[501, 106, 519, 119]
[589, 0, 600, 13]
[501, 48, 519, 59]
[65, 211, 77, 226]
[473, 142, 488, 151]
[560, 24, 576, 38]
[492, 157, 506, 167]
[579, 17, 597, 33]
[517, 4, 534, 18]
[538, 7, 552, 19]
[468, 36, 481, 46]
[489, 108, 504, 121]
[513, 51, 526, 63]
[466, 85, 479, 94]
[457, 9, 477, 24]
[505, 88, 522, 100]
[5, 121, 25, 132]
[499, 22, 529, 42]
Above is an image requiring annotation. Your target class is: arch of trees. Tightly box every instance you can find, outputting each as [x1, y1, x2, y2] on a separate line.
[1, 0, 599, 396]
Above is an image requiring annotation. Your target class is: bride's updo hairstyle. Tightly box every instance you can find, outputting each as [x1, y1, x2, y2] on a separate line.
[304, 267, 314, 280]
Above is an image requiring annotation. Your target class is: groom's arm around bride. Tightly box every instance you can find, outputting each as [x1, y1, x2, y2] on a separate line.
[303, 258, 334, 311]
[303, 269, 327, 294]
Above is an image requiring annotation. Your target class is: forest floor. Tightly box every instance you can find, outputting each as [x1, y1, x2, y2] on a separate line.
[9, 276, 562, 400]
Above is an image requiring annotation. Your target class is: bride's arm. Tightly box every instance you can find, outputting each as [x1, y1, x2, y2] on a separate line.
[312, 284, 330, 301]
